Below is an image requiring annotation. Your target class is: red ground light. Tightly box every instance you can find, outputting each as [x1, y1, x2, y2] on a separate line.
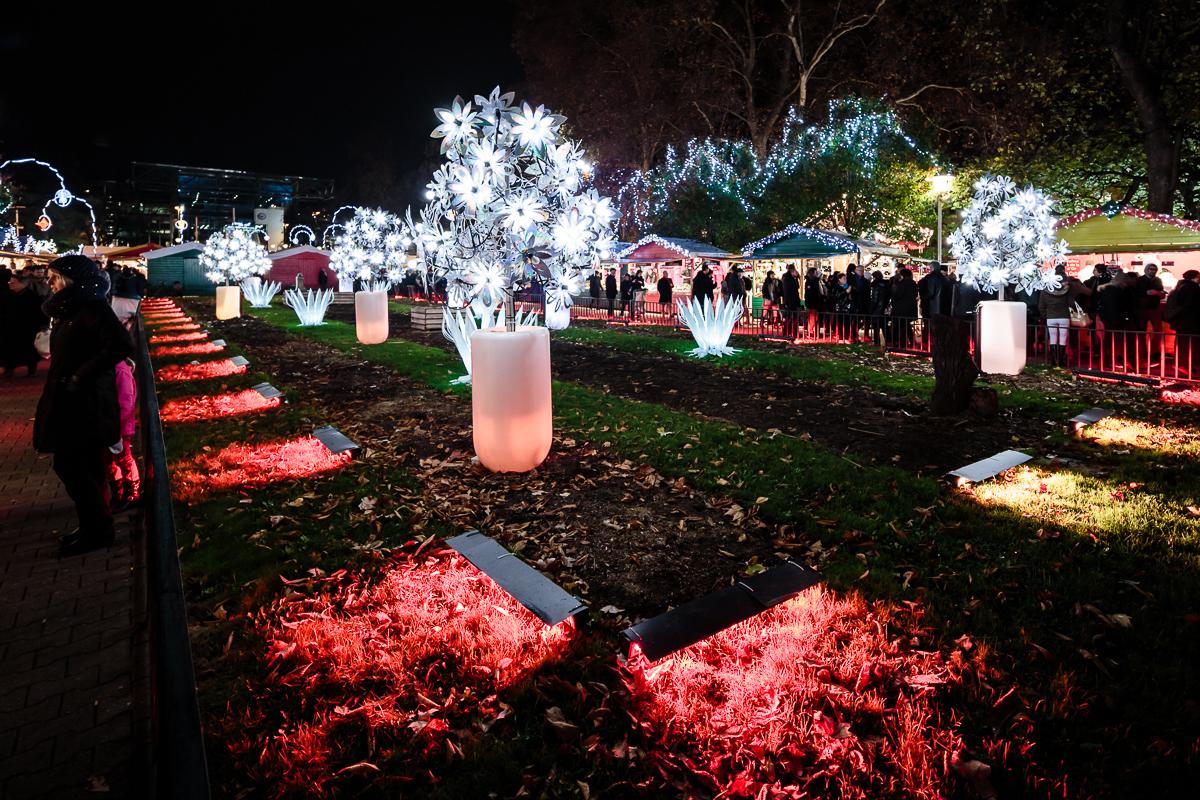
[160, 388, 283, 423]
[171, 435, 352, 502]
[155, 359, 248, 383]
[152, 342, 225, 357]
[1161, 384, 1200, 406]
[149, 331, 209, 344]
[624, 588, 964, 799]
[229, 553, 575, 794]
[153, 323, 202, 332]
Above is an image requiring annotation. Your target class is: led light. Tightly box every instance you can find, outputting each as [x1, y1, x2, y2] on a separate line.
[947, 449, 1031, 486]
[1068, 407, 1114, 437]
[242, 277, 282, 307]
[312, 425, 361, 459]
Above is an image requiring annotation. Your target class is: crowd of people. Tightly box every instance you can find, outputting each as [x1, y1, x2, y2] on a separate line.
[2, 256, 144, 556]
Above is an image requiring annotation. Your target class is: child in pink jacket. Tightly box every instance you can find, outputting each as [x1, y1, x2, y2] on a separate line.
[109, 357, 140, 510]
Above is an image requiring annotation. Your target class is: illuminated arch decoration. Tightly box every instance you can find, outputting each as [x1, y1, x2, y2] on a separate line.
[288, 224, 317, 246]
[0, 157, 99, 246]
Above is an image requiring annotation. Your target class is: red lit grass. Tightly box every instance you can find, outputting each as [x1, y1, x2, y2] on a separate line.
[171, 435, 352, 502]
[152, 342, 225, 357]
[155, 358, 248, 383]
[624, 588, 964, 798]
[150, 331, 209, 343]
[153, 323, 202, 332]
[160, 389, 282, 423]
[229, 553, 575, 794]
[1161, 384, 1200, 406]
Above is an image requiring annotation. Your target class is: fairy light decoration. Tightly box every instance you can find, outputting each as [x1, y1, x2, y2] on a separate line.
[0, 157, 98, 246]
[328, 206, 410, 287]
[201, 223, 272, 285]
[406, 87, 616, 329]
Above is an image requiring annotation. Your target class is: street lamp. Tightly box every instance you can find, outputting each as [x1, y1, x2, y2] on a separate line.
[927, 173, 954, 263]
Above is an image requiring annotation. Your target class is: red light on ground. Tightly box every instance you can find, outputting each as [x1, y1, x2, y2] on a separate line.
[624, 588, 963, 797]
[149, 331, 208, 344]
[152, 342, 225, 357]
[1161, 385, 1200, 406]
[160, 389, 282, 423]
[155, 358, 248, 383]
[171, 435, 352, 502]
[153, 323, 202, 332]
[231, 553, 575, 794]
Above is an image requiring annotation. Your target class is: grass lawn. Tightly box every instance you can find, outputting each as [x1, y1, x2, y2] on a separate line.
[160, 301, 1200, 798]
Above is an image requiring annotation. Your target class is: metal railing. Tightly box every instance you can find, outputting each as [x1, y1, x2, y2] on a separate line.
[133, 315, 211, 800]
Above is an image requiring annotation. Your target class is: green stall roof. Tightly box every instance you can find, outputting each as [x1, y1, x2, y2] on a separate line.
[741, 225, 860, 260]
[1058, 209, 1200, 254]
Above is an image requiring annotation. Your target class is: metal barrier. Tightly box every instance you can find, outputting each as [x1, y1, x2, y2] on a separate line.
[133, 315, 211, 799]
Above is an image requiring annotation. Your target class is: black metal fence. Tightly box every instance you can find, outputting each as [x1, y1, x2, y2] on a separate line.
[133, 315, 211, 799]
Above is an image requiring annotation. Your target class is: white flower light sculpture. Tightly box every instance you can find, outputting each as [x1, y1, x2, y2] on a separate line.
[329, 207, 410, 287]
[947, 174, 1068, 296]
[285, 288, 334, 326]
[201, 223, 271, 285]
[407, 87, 615, 327]
[676, 296, 743, 358]
[241, 277, 282, 307]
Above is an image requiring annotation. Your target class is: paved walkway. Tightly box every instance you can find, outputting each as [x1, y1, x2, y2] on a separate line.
[0, 372, 147, 798]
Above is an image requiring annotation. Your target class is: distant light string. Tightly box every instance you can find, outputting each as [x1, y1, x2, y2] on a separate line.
[0, 157, 98, 246]
[617, 234, 726, 260]
[1056, 205, 1200, 233]
[321, 205, 359, 248]
[741, 224, 860, 256]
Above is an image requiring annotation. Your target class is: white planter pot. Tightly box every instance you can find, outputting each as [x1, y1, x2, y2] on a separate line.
[471, 325, 552, 472]
[215, 285, 241, 320]
[978, 300, 1026, 375]
[355, 290, 389, 344]
[544, 302, 570, 330]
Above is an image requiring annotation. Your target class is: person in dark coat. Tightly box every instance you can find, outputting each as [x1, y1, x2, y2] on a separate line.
[588, 270, 602, 302]
[1164, 270, 1200, 374]
[760, 270, 781, 324]
[33, 255, 134, 556]
[657, 272, 673, 307]
[605, 269, 618, 317]
[619, 270, 633, 317]
[1095, 272, 1136, 367]
[890, 268, 919, 348]
[691, 266, 714, 304]
[317, 268, 330, 290]
[802, 267, 823, 336]
[868, 270, 891, 345]
[3, 271, 49, 376]
[918, 262, 953, 319]
[781, 265, 801, 338]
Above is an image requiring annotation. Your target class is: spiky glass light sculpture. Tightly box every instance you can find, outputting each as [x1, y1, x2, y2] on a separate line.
[408, 87, 615, 329]
[201, 223, 271, 285]
[442, 302, 540, 384]
[676, 296, 743, 358]
[242, 277, 282, 307]
[285, 288, 334, 326]
[947, 174, 1068, 296]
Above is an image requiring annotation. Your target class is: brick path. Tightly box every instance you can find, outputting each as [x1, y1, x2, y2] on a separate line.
[0, 373, 148, 798]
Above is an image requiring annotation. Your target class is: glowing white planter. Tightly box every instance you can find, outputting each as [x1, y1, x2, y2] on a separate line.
[355, 290, 389, 344]
[215, 285, 241, 320]
[977, 300, 1026, 375]
[471, 325, 552, 472]
[544, 302, 570, 330]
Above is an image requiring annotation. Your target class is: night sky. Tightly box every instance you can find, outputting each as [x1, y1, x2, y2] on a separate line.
[0, 5, 523, 197]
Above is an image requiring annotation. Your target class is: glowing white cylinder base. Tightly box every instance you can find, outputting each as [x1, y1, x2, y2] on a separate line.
[215, 285, 241, 320]
[978, 300, 1027, 375]
[544, 303, 570, 330]
[355, 290, 389, 345]
[471, 325, 552, 472]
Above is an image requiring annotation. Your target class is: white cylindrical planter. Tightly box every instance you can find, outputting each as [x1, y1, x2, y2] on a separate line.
[544, 302, 570, 330]
[978, 300, 1027, 375]
[355, 290, 389, 344]
[471, 325, 552, 472]
[215, 285, 241, 320]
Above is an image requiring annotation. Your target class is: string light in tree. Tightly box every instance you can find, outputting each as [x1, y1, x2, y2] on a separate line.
[201, 223, 272, 285]
[406, 86, 615, 323]
[947, 174, 1068, 294]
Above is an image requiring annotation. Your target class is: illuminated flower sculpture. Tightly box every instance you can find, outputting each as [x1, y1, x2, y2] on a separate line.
[408, 87, 614, 471]
[328, 207, 410, 287]
[285, 288, 334, 326]
[201, 223, 270, 319]
[948, 175, 1069, 374]
[241, 276, 282, 307]
[408, 87, 615, 328]
[676, 296, 743, 358]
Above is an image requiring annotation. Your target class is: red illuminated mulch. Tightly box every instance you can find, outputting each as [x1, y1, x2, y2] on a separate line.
[155, 358, 248, 383]
[160, 389, 282, 423]
[153, 323, 202, 332]
[229, 552, 575, 795]
[171, 435, 352, 502]
[1161, 384, 1200, 406]
[624, 588, 965, 799]
[150, 331, 209, 344]
[152, 342, 225, 357]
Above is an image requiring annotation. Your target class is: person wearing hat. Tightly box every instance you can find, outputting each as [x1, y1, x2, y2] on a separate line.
[33, 255, 134, 557]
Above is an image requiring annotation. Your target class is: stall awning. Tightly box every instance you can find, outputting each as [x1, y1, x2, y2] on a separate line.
[741, 224, 860, 260]
[618, 235, 732, 261]
[1057, 207, 1200, 254]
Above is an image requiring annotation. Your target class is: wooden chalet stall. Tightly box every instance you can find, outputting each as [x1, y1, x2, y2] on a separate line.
[1057, 206, 1200, 291]
[266, 245, 336, 290]
[616, 235, 734, 300]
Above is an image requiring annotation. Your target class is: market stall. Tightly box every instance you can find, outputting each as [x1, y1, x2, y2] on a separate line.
[1057, 206, 1200, 290]
[615, 235, 734, 299]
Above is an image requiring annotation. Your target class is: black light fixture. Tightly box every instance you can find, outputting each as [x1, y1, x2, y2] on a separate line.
[252, 382, 284, 402]
[446, 530, 587, 626]
[312, 425, 361, 459]
[1068, 407, 1113, 438]
[230, 355, 250, 367]
[621, 561, 824, 663]
[948, 449, 1031, 487]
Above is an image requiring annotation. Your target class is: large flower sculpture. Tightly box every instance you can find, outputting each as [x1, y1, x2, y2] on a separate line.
[408, 87, 615, 324]
[329, 207, 411, 288]
[947, 174, 1069, 295]
[201, 223, 271, 285]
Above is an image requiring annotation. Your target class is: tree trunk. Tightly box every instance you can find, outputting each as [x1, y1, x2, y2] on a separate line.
[930, 315, 978, 415]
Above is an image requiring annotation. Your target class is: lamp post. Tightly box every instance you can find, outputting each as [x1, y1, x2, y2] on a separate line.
[928, 173, 954, 263]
